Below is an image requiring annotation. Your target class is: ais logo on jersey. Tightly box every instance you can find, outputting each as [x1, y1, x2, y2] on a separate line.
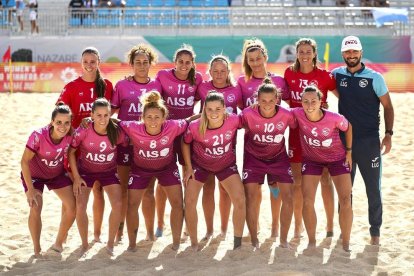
[166, 96, 194, 107]
[253, 134, 284, 144]
[138, 148, 170, 158]
[128, 102, 142, 114]
[79, 103, 93, 112]
[86, 152, 115, 162]
[205, 142, 231, 156]
[303, 135, 333, 147]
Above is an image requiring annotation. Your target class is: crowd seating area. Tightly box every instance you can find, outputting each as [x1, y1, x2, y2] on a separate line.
[0, 0, 412, 36]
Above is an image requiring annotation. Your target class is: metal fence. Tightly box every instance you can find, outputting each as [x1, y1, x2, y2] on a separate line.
[0, 6, 412, 36]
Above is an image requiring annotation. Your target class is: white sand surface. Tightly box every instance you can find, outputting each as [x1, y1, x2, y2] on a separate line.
[0, 92, 413, 275]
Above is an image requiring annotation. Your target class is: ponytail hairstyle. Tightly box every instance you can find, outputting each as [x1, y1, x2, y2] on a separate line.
[291, 38, 319, 72]
[82, 47, 106, 98]
[207, 54, 235, 86]
[140, 90, 169, 119]
[199, 91, 225, 136]
[173, 44, 197, 86]
[91, 98, 119, 147]
[126, 43, 158, 66]
[241, 38, 268, 81]
[51, 104, 73, 135]
[301, 85, 323, 100]
[257, 77, 281, 99]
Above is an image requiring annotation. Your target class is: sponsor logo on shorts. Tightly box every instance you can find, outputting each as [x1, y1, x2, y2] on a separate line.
[372, 156, 380, 168]
[359, 79, 368, 88]
[173, 169, 180, 179]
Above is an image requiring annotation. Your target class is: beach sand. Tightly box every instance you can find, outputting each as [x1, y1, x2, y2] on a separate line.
[0, 92, 413, 275]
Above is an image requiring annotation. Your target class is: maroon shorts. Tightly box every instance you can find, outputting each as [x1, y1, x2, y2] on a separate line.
[288, 128, 302, 163]
[128, 162, 181, 190]
[242, 151, 293, 185]
[79, 169, 120, 188]
[174, 135, 185, 166]
[21, 172, 72, 193]
[117, 144, 133, 166]
[302, 158, 351, 176]
[192, 161, 239, 183]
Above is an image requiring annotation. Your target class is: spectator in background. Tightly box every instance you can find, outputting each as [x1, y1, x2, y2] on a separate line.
[29, 0, 39, 35]
[374, 0, 389, 7]
[69, 0, 84, 25]
[16, 0, 24, 31]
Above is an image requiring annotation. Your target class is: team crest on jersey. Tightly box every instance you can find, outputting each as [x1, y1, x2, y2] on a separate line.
[359, 79, 368, 88]
[160, 136, 169, 145]
[46, 151, 51, 155]
[188, 87, 194, 93]
[227, 94, 235, 103]
[79, 91, 83, 96]
[225, 131, 232, 140]
[168, 86, 173, 90]
[322, 127, 330, 136]
[340, 78, 348, 87]
[130, 91, 135, 95]
[276, 122, 285, 131]
[309, 80, 319, 87]
[89, 142, 94, 146]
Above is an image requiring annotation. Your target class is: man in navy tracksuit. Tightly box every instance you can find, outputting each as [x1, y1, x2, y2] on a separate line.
[332, 36, 394, 246]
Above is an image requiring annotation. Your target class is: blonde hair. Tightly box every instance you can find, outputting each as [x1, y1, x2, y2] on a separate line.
[207, 54, 235, 86]
[199, 91, 225, 136]
[173, 44, 197, 86]
[290, 38, 319, 72]
[241, 38, 268, 81]
[126, 43, 158, 65]
[140, 90, 169, 119]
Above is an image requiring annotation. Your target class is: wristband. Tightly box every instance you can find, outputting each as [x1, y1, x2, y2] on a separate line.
[345, 147, 352, 151]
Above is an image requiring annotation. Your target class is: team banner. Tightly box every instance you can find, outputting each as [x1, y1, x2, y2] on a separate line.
[1, 62, 413, 93]
[0, 36, 412, 63]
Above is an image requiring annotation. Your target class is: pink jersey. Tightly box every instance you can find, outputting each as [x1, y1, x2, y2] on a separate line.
[120, 119, 188, 170]
[111, 78, 162, 121]
[57, 77, 113, 128]
[237, 73, 289, 109]
[291, 108, 349, 163]
[197, 81, 242, 114]
[284, 67, 336, 108]
[25, 125, 72, 179]
[71, 123, 127, 173]
[241, 106, 295, 160]
[183, 114, 241, 172]
[155, 69, 203, 119]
